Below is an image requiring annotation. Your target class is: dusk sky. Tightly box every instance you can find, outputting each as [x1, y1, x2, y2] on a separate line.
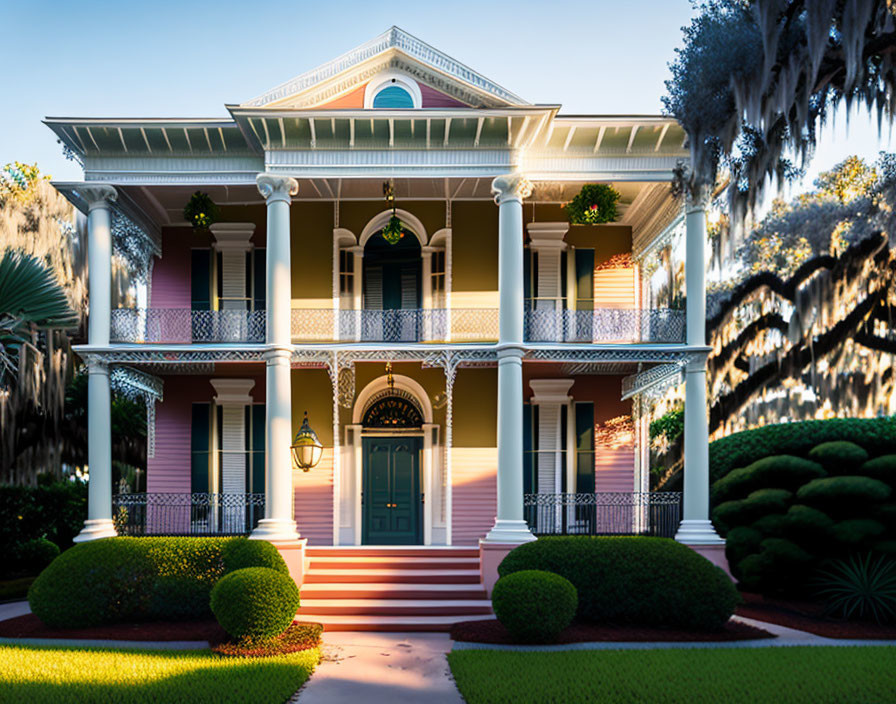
[3, 0, 892, 193]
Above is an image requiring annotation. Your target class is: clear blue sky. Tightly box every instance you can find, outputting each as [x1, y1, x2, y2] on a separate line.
[2, 0, 891, 190]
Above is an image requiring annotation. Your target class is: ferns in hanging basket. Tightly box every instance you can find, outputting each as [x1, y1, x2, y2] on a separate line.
[183, 191, 220, 231]
[564, 183, 621, 225]
[382, 214, 404, 245]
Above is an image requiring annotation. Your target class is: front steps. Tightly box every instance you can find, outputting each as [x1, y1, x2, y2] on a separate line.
[296, 547, 493, 631]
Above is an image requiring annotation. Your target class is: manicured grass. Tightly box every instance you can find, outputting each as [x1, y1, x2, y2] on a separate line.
[0, 576, 35, 601]
[0, 644, 319, 703]
[448, 646, 896, 704]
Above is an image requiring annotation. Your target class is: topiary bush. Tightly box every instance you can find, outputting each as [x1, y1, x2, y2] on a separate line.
[222, 537, 289, 575]
[711, 456, 825, 504]
[860, 455, 896, 487]
[808, 441, 869, 473]
[498, 537, 739, 631]
[15, 538, 60, 573]
[28, 536, 288, 628]
[710, 418, 896, 597]
[709, 417, 896, 484]
[490, 570, 577, 643]
[210, 567, 300, 641]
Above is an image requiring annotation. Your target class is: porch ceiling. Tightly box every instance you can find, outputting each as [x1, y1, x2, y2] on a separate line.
[115, 178, 673, 228]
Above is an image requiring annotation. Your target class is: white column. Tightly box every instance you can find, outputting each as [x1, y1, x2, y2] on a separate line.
[526, 222, 569, 311]
[530, 379, 574, 533]
[251, 174, 300, 543]
[422, 246, 434, 339]
[675, 201, 723, 545]
[211, 379, 255, 531]
[74, 184, 118, 543]
[484, 174, 536, 545]
[210, 223, 255, 310]
[351, 246, 363, 342]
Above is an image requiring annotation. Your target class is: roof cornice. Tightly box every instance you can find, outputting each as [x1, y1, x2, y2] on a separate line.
[243, 26, 528, 109]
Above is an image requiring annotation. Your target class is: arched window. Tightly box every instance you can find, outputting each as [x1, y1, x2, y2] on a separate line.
[362, 394, 424, 428]
[372, 84, 415, 108]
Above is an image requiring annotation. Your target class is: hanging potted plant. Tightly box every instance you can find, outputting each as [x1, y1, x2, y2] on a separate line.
[183, 191, 220, 232]
[564, 184, 621, 225]
[381, 180, 404, 245]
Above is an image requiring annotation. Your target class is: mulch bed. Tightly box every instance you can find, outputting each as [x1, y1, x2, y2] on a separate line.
[212, 622, 323, 657]
[0, 613, 227, 644]
[450, 618, 773, 645]
[736, 592, 896, 640]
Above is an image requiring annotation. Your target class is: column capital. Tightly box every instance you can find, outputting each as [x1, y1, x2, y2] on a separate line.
[80, 184, 118, 212]
[257, 173, 298, 204]
[86, 356, 109, 375]
[491, 173, 532, 206]
[210, 223, 255, 252]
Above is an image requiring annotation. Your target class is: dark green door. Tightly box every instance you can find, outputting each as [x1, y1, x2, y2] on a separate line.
[362, 437, 422, 545]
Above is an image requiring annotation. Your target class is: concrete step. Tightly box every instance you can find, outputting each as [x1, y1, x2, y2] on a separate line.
[300, 582, 487, 600]
[297, 613, 494, 632]
[299, 598, 493, 616]
[303, 569, 482, 584]
[306, 547, 480, 558]
[308, 556, 480, 570]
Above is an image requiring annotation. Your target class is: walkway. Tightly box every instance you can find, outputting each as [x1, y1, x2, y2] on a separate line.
[294, 632, 463, 704]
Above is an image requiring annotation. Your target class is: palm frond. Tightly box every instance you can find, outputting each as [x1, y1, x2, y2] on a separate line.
[0, 250, 78, 329]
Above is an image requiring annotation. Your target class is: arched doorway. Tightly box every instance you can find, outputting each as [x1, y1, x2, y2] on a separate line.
[361, 391, 424, 545]
[363, 230, 422, 341]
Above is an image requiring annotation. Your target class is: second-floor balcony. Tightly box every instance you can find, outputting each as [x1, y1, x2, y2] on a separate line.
[109, 307, 685, 344]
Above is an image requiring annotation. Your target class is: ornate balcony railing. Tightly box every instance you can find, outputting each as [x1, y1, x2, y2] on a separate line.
[111, 309, 266, 343]
[524, 492, 682, 537]
[524, 307, 686, 343]
[112, 493, 265, 536]
[291, 308, 499, 343]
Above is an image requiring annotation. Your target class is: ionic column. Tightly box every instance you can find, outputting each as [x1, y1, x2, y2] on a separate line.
[74, 184, 118, 543]
[484, 174, 536, 545]
[251, 174, 300, 543]
[675, 199, 724, 546]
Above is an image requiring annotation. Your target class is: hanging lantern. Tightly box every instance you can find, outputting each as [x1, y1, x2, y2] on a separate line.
[291, 411, 323, 471]
[381, 179, 404, 245]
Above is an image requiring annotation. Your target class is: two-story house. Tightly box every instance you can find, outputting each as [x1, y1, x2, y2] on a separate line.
[47, 28, 723, 630]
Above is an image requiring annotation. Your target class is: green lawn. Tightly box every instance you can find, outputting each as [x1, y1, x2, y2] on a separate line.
[0, 644, 319, 704]
[448, 646, 896, 704]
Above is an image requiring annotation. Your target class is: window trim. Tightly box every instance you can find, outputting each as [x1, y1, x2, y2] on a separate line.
[363, 70, 422, 109]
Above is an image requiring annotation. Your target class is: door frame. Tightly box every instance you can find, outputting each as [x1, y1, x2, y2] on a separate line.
[361, 434, 424, 545]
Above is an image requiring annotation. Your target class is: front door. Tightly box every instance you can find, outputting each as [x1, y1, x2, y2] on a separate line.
[362, 436, 422, 545]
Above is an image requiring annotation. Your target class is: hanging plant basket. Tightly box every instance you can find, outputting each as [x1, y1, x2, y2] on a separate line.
[183, 191, 220, 232]
[564, 184, 621, 225]
[382, 214, 405, 245]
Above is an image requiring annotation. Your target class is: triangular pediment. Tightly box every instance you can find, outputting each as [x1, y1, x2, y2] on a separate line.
[243, 26, 528, 110]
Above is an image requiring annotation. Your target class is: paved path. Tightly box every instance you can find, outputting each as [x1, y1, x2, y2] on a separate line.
[295, 632, 463, 704]
[0, 601, 31, 622]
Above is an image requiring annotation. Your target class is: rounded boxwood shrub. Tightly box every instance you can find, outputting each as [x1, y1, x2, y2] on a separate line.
[498, 537, 739, 631]
[16, 537, 60, 573]
[711, 456, 825, 504]
[713, 489, 792, 534]
[29, 539, 154, 628]
[752, 514, 788, 538]
[782, 505, 834, 541]
[725, 527, 763, 579]
[221, 538, 289, 575]
[796, 476, 892, 508]
[860, 455, 896, 487]
[491, 570, 577, 643]
[28, 536, 287, 628]
[737, 538, 813, 593]
[808, 441, 869, 473]
[210, 567, 300, 640]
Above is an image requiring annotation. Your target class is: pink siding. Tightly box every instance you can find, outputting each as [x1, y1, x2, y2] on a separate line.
[451, 448, 498, 545]
[420, 84, 469, 108]
[595, 448, 635, 493]
[294, 450, 333, 545]
[150, 227, 194, 309]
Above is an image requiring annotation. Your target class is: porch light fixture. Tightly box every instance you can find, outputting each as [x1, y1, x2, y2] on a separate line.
[291, 411, 323, 471]
[381, 179, 404, 245]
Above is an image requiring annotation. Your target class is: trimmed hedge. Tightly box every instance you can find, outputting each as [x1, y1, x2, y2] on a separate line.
[210, 567, 300, 641]
[711, 419, 896, 596]
[807, 441, 869, 473]
[28, 537, 288, 628]
[14, 538, 59, 573]
[498, 537, 739, 631]
[491, 570, 577, 643]
[709, 417, 896, 484]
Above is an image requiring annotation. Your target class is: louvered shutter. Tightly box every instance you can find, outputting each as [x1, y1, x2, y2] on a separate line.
[364, 265, 384, 310]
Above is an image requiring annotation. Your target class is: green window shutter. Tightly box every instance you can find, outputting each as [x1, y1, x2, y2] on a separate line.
[575, 402, 595, 493]
[523, 403, 534, 495]
[191, 250, 211, 310]
[253, 249, 266, 310]
[575, 249, 595, 310]
[191, 403, 211, 493]
[251, 404, 265, 494]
